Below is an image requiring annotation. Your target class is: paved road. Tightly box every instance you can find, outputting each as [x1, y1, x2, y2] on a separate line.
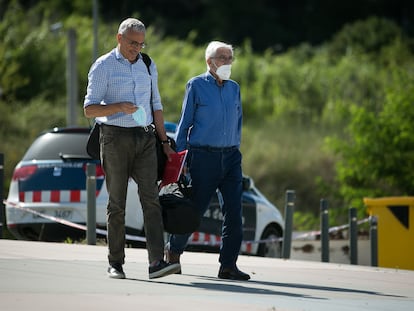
[0, 239, 413, 311]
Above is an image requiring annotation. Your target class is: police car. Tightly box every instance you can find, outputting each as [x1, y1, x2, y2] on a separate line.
[5, 123, 284, 257]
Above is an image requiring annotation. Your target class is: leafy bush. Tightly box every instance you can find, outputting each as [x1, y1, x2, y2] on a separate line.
[327, 68, 414, 217]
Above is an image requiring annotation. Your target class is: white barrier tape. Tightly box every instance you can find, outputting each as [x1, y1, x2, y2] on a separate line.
[189, 236, 283, 246]
[293, 218, 370, 240]
[6, 200, 89, 231]
[182, 217, 370, 247]
[4, 200, 370, 248]
[4, 200, 146, 243]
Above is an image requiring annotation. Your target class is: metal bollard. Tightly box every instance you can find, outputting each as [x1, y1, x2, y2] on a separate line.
[0, 153, 4, 239]
[86, 163, 96, 245]
[370, 216, 378, 267]
[282, 190, 295, 259]
[349, 207, 358, 265]
[320, 199, 329, 262]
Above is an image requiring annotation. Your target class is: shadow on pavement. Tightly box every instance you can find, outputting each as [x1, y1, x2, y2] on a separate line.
[126, 273, 406, 299]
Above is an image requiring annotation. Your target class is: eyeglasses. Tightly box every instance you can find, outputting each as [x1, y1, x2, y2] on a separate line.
[122, 35, 146, 49]
[212, 55, 234, 63]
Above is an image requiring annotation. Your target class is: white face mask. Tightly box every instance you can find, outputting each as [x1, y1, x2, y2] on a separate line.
[215, 64, 232, 80]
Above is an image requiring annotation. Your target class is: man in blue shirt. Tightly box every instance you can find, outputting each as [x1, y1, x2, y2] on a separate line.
[165, 41, 250, 280]
[84, 18, 180, 279]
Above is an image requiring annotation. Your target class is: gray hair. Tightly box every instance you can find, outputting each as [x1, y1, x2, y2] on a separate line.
[205, 41, 233, 61]
[118, 18, 146, 35]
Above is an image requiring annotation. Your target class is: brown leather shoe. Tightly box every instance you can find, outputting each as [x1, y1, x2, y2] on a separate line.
[165, 249, 181, 274]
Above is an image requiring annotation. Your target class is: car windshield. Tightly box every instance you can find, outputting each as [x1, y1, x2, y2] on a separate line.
[22, 132, 89, 161]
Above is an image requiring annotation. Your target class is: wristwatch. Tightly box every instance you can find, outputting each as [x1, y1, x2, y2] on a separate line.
[160, 139, 171, 146]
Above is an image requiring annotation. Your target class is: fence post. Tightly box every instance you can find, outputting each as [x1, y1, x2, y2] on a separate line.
[370, 216, 378, 267]
[349, 207, 358, 265]
[0, 153, 4, 239]
[282, 190, 295, 259]
[320, 199, 329, 262]
[86, 163, 96, 245]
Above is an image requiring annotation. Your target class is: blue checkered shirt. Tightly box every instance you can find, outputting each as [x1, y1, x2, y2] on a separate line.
[83, 47, 163, 127]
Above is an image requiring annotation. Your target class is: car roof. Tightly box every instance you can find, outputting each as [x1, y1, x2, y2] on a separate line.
[22, 127, 92, 161]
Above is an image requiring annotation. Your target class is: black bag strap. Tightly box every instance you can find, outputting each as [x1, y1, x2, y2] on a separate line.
[141, 52, 152, 75]
[141, 53, 156, 123]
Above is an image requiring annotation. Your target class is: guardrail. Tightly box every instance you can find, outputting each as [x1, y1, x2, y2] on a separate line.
[282, 190, 378, 267]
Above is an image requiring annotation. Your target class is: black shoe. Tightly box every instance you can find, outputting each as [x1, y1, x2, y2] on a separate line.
[107, 263, 126, 279]
[149, 260, 181, 279]
[218, 266, 250, 281]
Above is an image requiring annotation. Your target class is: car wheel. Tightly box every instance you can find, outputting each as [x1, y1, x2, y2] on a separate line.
[257, 225, 282, 258]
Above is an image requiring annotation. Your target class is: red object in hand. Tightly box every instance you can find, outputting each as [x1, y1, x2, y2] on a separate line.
[159, 150, 188, 188]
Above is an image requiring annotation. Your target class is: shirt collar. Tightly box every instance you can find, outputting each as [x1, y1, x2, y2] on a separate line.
[205, 71, 215, 82]
[205, 70, 227, 86]
[115, 47, 142, 63]
[115, 47, 124, 60]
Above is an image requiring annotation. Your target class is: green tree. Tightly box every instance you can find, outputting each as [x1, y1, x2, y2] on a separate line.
[328, 16, 403, 58]
[0, 0, 67, 102]
[328, 68, 414, 216]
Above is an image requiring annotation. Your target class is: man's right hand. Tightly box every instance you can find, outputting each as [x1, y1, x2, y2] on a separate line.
[119, 102, 138, 114]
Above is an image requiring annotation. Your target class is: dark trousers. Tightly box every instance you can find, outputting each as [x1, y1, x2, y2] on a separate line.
[100, 124, 164, 265]
[169, 147, 243, 268]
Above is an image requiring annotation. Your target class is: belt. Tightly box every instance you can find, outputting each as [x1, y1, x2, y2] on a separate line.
[190, 145, 238, 152]
[100, 123, 151, 132]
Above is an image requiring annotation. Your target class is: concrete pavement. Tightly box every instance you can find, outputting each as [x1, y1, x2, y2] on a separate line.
[0, 239, 413, 311]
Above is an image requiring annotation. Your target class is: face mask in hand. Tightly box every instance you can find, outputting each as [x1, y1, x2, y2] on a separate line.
[215, 64, 232, 80]
[132, 106, 147, 126]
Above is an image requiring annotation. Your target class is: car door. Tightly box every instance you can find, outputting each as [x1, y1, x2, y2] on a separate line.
[197, 190, 257, 242]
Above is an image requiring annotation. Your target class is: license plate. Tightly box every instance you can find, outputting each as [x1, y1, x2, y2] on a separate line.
[55, 210, 73, 219]
[32, 210, 73, 220]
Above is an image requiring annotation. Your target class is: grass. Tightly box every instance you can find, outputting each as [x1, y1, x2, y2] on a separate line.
[241, 120, 340, 229]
